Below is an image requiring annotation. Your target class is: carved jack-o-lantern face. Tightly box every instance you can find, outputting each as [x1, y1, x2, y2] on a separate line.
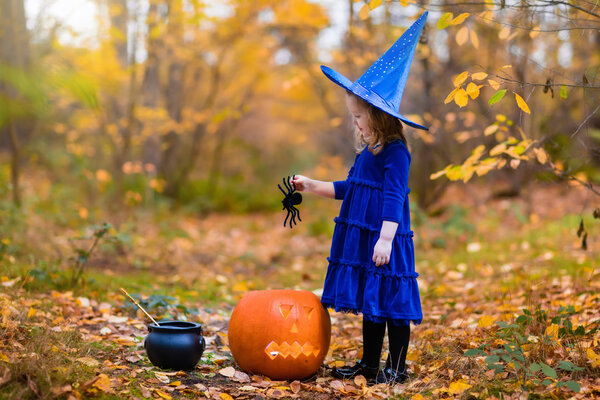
[228, 290, 331, 381]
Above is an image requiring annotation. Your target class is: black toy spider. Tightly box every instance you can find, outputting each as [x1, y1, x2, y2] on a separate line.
[278, 175, 302, 228]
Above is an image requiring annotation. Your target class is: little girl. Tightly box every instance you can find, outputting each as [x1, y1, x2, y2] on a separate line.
[291, 12, 428, 384]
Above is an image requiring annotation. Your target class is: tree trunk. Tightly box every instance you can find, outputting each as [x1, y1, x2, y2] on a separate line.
[0, 0, 30, 207]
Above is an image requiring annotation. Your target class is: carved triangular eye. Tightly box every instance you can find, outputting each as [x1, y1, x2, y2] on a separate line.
[290, 322, 299, 333]
[279, 304, 293, 319]
[304, 306, 314, 320]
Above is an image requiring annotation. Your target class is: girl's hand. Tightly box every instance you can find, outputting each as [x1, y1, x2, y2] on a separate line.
[373, 238, 392, 266]
[373, 221, 398, 266]
[291, 175, 312, 193]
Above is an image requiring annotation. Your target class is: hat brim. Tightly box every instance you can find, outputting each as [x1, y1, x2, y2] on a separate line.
[321, 65, 428, 131]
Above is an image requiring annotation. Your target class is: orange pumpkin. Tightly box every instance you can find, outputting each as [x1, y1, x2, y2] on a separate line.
[228, 289, 331, 380]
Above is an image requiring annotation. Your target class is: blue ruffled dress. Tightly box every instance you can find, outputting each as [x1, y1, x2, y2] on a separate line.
[321, 140, 422, 326]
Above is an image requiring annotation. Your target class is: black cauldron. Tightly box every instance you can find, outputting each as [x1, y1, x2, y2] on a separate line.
[144, 321, 206, 370]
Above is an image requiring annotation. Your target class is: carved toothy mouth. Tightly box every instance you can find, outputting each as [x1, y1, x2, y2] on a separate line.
[264, 341, 320, 359]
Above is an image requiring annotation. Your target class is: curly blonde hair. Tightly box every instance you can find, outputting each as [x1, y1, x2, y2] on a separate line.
[348, 92, 407, 155]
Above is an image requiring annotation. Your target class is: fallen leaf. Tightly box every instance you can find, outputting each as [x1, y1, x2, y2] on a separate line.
[354, 375, 367, 387]
[140, 384, 152, 398]
[232, 370, 250, 383]
[478, 315, 496, 328]
[290, 380, 301, 393]
[153, 389, 172, 400]
[77, 356, 100, 367]
[218, 366, 236, 378]
[448, 379, 472, 394]
[168, 380, 181, 387]
[220, 393, 233, 400]
[154, 372, 170, 384]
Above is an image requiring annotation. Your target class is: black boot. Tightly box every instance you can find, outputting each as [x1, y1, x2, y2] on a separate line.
[331, 359, 379, 380]
[375, 323, 410, 384]
[332, 318, 385, 381]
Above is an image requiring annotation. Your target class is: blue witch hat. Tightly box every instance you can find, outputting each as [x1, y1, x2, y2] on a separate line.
[321, 12, 428, 130]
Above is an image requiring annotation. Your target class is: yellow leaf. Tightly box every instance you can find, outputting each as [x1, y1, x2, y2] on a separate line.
[437, 12, 453, 29]
[154, 389, 173, 400]
[0, 352, 9, 362]
[490, 143, 507, 156]
[456, 26, 469, 46]
[510, 159, 521, 169]
[27, 307, 36, 319]
[411, 395, 425, 400]
[469, 29, 479, 48]
[446, 165, 463, 181]
[454, 88, 468, 107]
[587, 348, 600, 367]
[545, 324, 559, 340]
[514, 93, 531, 114]
[368, 0, 382, 9]
[488, 79, 500, 90]
[484, 124, 499, 136]
[499, 64, 512, 71]
[466, 82, 482, 99]
[478, 315, 496, 328]
[453, 71, 470, 87]
[358, 4, 370, 20]
[448, 379, 472, 394]
[92, 374, 112, 393]
[430, 168, 449, 180]
[232, 281, 248, 292]
[444, 87, 460, 104]
[471, 72, 488, 81]
[533, 148, 548, 164]
[530, 27, 540, 39]
[168, 380, 182, 387]
[451, 13, 470, 25]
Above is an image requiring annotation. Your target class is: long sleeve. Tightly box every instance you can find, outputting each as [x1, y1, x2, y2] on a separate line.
[382, 143, 410, 223]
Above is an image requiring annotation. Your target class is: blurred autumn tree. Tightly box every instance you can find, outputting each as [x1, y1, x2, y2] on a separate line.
[0, 0, 598, 216]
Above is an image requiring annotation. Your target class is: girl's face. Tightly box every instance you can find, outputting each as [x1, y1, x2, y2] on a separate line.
[346, 94, 372, 140]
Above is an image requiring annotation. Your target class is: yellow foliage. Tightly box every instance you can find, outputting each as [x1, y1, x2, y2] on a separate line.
[587, 348, 600, 367]
[451, 13, 470, 25]
[488, 79, 501, 90]
[514, 93, 531, 114]
[444, 87, 460, 104]
[453, 71, 470, 87]
[456, 27, 469, 46]
[466, 82, 482, 99]
[484, 124, 498, 136]
[369, 0, 383, 9]
[470, 29, 480, 48]
[471, 72, 488, 81]
[359, 4, 370, 20]
[478, 315, 497, 328]
[448, 379, 472, 394]
[454, 89, 468, 107]
[437, 12, 453, 29]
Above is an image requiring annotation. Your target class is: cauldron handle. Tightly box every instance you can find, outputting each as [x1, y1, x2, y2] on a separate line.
[199, 336, 206, 353]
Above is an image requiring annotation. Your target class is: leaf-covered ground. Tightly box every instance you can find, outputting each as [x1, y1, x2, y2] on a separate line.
[1, 183, 599, 399]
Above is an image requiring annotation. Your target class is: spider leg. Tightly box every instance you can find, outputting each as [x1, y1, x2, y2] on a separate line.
[290, 175, 297, 191]
[292, 205, 301, 222]
[277, 184, 288, 197]
[283, 208, 291, 227]
[289, 207, 296, 228]
[283, 177, 291, 193]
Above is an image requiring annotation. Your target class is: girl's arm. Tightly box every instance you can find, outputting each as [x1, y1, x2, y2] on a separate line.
[291, 175, 335, 199]
[373, 220, 398, 266]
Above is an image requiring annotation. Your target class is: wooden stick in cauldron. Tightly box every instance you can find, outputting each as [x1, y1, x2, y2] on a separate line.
[120, 287, 160, 326]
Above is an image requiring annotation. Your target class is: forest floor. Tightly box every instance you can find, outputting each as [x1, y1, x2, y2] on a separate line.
[1, 181, 600, 399]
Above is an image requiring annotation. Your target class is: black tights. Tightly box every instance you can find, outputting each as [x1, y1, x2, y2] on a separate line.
[362, 318, 410, 372]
